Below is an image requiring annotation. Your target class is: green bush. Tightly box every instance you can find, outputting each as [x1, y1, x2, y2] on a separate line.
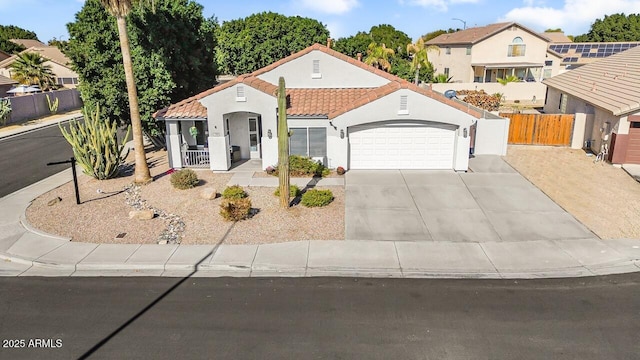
[289, 155, 330, 177]
[301, 189, 334, 207]
[170, 169, 199, 189]
[274, 184, 301, 197]
[222, 185, 247, 199]
[219, 198, 252, 221]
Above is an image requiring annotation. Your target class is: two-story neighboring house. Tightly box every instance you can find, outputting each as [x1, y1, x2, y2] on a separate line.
[426, 22, 555, 83]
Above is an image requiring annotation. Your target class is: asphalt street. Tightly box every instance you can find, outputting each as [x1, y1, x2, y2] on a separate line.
[0, 123, 74, 198]
[0, 275, 639, 359]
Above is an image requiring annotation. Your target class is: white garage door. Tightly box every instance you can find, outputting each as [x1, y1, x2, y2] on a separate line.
[349, 124, 456, 169]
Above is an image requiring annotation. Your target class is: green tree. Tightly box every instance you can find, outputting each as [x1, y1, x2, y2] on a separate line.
[66, 0, 217, 141]
[9, 52, 56, 90]
[333, 31, 372, 58]
[574, 13, 640, 42]
[407, 37, 437, 84]
[369, 24, 412, 59]
[216, 12, 329, 75]
[364, 42, 395, 71]
[0, 25, 39, 54]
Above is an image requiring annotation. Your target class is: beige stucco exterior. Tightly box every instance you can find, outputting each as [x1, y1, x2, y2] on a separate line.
[428, 24, 556, 83]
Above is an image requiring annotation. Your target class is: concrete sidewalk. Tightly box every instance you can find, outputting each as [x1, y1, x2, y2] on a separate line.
[0, 110, 82, 140]
[1, 167, 640, 278]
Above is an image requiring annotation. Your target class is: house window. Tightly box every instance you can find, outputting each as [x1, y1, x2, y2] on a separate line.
[446, 47, 451, 55]
[398, 95, 409, 115]
[57, 77, 78, 85]
[466, 46, 472, 55]
[508, 37, 526, 57]
[631, 122, 640, 129]
[444, 67, 450, 77]
[545, 60, 553, 66]
[312, 59, 321, 78]
[290, 127, 327, 158]
[236, 86, 246, 102]
[559, 93, 568, 114]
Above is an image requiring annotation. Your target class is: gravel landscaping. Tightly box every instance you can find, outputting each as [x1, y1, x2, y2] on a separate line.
[26, 150, 344, 245]
[504, 145, 640, 239]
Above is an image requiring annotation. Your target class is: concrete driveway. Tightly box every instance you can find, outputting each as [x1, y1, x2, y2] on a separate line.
[345, 156, 596, 242]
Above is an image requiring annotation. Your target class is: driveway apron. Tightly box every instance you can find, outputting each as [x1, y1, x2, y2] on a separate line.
[345, 157, 596, 242]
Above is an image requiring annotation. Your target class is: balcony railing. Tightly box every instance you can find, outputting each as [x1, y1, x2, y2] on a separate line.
[182, 149, 209, 168]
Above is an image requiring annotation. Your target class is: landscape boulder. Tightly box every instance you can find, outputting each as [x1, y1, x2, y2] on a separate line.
[129, 209, 155, 220]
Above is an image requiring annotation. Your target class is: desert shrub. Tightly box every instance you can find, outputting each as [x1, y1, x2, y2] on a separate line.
[222, 185, 247, 199]
[289, 155, 330, 177]
[170, 169, 199, 189]
[219, 198, 252, 221]
[274, 184, 301, 197]
[336, 166, 345, 175]
[301, 189, 334, 207]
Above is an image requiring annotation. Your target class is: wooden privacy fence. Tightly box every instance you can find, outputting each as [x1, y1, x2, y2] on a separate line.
[500, 113, 574, 146]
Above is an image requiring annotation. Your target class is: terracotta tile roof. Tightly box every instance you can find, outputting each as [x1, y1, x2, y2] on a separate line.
[543, 45, 640, 116]
[287, 88, 372, 117]
[0, 74, 17, 85]
[154, 43, 487, 120]
[426, 22, 550, 46]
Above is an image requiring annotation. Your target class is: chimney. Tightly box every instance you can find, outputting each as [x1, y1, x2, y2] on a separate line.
[357, 53, 362, 62]
[327, 38, 332, 48]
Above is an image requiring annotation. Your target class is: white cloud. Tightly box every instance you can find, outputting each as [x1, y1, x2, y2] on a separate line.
[299, 0, 360, 14]
[403, 0, 480, 11]
[501, 0, 640, 35]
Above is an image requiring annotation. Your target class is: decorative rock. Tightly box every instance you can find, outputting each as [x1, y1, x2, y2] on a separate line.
[200, 187, 218, 200]
[47, 197, 62, 206]
[129, 209, 155, 220]
[157, 240, 168, 245]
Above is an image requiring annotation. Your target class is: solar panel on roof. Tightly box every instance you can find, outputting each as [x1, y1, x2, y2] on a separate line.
[570, 44, 577, 49]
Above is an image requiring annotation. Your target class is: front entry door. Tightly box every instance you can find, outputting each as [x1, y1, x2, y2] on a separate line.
[249, 117, 261, 159]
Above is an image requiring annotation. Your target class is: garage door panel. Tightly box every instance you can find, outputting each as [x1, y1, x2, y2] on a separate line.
[349, 125, 456, 170]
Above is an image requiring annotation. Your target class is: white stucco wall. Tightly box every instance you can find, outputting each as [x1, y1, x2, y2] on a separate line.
[473, 117, 510, 156]
[257, 50, 389, 88]
[199, 84, 277, 170]
[430, 82, 547, 105]
[331, 88, 476, 171]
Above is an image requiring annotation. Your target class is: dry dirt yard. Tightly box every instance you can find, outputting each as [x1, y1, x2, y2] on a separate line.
[504, 145, 640, 239]
[26, 150, 344, 245]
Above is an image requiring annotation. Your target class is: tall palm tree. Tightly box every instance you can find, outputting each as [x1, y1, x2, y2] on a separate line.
[364, 42, 395, 72]
[9, 52, 56, 90]
[407, 37, 438, 85]
[100, 0, 151, 184]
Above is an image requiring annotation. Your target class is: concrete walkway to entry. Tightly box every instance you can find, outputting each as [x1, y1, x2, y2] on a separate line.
[1, 156, 639, 279]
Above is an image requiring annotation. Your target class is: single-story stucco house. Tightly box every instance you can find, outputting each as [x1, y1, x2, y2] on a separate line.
[154, 43, 508, 171]
[543, 45, 640, 164]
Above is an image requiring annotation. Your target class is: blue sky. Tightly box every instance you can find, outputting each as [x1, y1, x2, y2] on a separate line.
[1, 0, 639, 43]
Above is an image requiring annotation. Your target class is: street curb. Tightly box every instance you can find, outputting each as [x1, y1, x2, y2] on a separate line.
[19, 214, 71, 242]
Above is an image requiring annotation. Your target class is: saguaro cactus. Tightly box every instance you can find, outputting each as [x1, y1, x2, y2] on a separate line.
[60, 104, 131, 180]
[277, 76, 290, 208]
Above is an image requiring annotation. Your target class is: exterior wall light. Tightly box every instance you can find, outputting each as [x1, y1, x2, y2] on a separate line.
[463, 128, 468, 138]
[268, 129, 272, 139]
[340, 129, 345, 139]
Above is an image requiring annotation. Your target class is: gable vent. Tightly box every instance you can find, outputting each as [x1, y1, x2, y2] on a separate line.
[236, 85, 246, 102]
[398, 95, 409, 115]
[311, 59, 321, 78]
